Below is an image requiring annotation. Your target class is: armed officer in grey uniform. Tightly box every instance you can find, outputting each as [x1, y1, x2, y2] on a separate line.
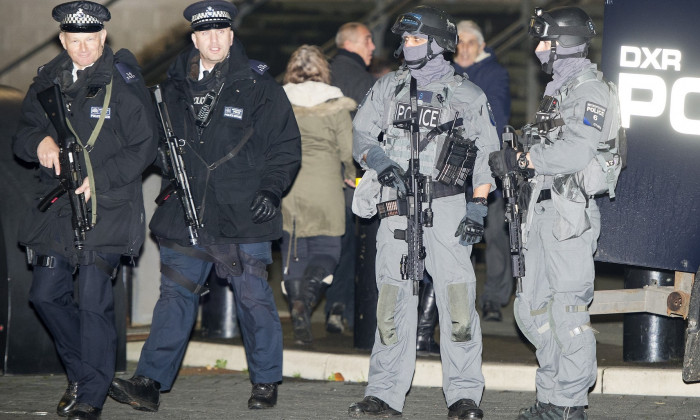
[489, 7, 622, 420]
[348, 6, 499, 419]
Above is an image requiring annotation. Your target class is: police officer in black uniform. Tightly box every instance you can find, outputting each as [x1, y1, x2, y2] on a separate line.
[108, 0, 301, 412]
[12, 2, 158, 419]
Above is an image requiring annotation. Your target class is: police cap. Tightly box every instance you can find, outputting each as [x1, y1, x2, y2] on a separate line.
[52, 1, 110, 33]
[183, 1, 238, 31]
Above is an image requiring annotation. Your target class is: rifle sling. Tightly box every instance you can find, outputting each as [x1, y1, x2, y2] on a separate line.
[187, 126, 255, 219]
[66, 76, 114, 226]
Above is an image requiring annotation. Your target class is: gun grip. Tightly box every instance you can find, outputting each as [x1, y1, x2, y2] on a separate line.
[155, 182, 177, 205]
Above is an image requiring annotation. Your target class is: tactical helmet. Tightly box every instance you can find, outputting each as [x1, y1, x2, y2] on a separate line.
[391, 6, 458, 53]
[528, 7, 596, 47]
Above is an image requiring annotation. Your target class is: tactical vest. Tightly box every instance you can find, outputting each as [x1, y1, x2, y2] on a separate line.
[380, 69, 469, 178]
[541, 70, 625, 200]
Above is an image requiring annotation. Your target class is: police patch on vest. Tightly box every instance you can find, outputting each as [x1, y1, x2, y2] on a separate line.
[224, 106, 243, 120]
[395, 102, 441, 129]
[583, 101, 606, 131]
[416, 90, 433, 105]
[90, 107, 111, 119]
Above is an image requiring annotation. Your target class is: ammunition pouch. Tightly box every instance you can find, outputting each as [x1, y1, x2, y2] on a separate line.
[434, 134, 478, 187]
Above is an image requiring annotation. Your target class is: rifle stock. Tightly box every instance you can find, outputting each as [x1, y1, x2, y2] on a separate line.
[151, 84, 203, 245]
[36, 85, 91, 250]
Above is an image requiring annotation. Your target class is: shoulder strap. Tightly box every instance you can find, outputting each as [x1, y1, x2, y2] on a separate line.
[249, 59, 269, 75]
[560, 70, 599, 101]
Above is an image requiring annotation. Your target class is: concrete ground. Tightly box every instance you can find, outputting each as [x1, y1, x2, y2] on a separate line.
[2, 253, 699, 419]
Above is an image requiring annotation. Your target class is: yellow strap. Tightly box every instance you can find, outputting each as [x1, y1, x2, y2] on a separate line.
[66, 77, 113, 226]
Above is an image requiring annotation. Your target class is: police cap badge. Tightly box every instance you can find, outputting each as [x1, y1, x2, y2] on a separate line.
[183, 1, 238, 31]
[52, 1, 111, 33]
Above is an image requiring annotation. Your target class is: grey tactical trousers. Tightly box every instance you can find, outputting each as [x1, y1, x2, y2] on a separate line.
[364, 193, 484, 412]
[515, 199, 600, 407]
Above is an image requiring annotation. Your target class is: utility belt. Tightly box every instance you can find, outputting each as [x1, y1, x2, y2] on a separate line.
[26, 247, 119, 279]
[376, 181, 462, 219]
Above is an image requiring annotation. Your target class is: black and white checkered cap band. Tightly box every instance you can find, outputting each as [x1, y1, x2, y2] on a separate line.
[191, 9, 231, 24]
[62, 8, 102, 26]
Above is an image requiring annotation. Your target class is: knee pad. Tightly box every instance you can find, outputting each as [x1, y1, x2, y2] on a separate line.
[447, 283, 472, 342]
[376, 283, 399, 346]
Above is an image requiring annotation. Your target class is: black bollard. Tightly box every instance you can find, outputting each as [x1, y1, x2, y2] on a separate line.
[623, 267, 685, 362]
[354, 216, 379, 350]
[200, 271, 240, 339]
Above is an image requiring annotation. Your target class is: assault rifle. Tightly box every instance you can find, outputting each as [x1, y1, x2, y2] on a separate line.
[500, 126, 526, 293]
[152, 85, 203, 245]
[378, 78, 433, 296]
[36, 85, 91, 250]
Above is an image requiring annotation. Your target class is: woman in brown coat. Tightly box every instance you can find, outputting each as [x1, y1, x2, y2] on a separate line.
[281, 45, 356, 345]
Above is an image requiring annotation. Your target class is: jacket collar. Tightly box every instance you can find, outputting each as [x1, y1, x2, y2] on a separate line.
[334, 49, 367, 69]
[168, 37, 252, 85]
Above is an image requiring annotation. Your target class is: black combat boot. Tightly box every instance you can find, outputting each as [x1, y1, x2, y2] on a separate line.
[66, 403, 101, 420]
[448, 398, 483, 419]
[482, 300, 502, 322]
[248, 382, 278, 409]
[57, 381, 78, 417]
[108, 375, 160, 412]
[518, 400, 587, 419]
[348, 396, 401, 417]
[284, 279, 312, 345]
[302, 265, 332, 309]
[416, 281, 440, 357]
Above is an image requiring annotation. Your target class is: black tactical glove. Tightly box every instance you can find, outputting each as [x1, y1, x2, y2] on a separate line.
[365, 146, 408, 196]
[455, 201, 488, 246]
[488, 148, 518, 178]
[250, 190, 280, 224]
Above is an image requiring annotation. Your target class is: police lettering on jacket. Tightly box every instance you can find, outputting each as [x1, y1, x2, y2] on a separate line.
[394, 90, 441, 129]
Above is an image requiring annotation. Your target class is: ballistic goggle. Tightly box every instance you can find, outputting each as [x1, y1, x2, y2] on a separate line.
[391, 12, 455, 41]
[528, 8, 552, 38]
[527, 7, 595, 40]
[391, 13, 423, 34]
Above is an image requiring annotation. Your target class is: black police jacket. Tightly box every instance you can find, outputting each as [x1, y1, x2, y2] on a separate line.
[13, 45, 158, 259]
[149, 40, 301, 245]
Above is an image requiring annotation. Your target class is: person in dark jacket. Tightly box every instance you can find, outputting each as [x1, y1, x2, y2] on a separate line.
[108, 0, 301, 413]
[12, 2, 158, 419]
[452, 20, 510, 136]
[326, 22, 376, 334]
[331, 22, 376, 105]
